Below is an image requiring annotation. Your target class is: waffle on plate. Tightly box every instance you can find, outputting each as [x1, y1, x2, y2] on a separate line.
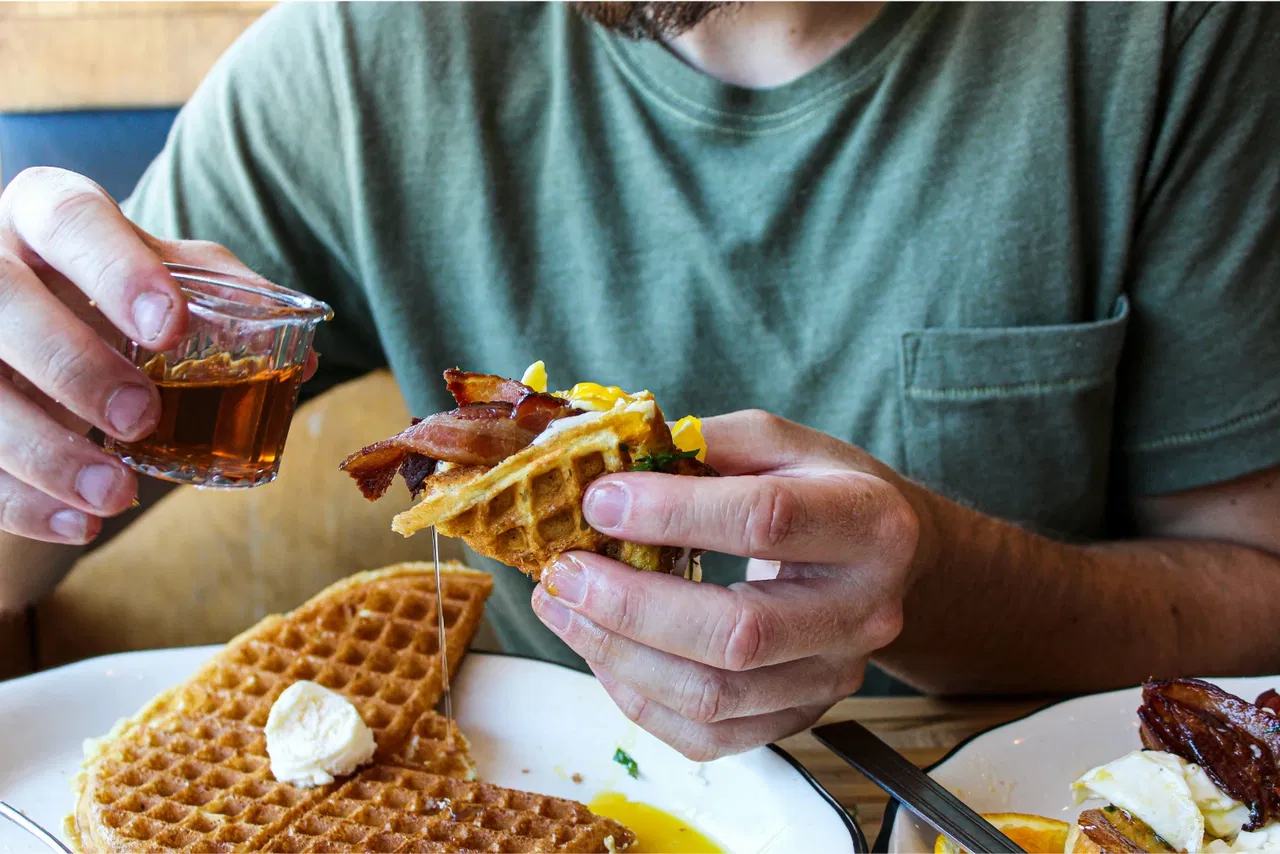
[69, 562, 635, 853]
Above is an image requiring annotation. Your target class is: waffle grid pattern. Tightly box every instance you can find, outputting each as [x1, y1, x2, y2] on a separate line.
[261, 766, 629, 853]
[82, 715, 321, 852]
[435, 440, 663, 579]
[391, 396, 674, 580]
[178, 574, 486, 740]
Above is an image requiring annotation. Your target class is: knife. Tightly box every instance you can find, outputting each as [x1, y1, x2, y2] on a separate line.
[812, 719, 1026, 853]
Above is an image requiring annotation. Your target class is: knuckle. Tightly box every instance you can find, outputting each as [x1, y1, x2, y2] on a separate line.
[0, 485, 24, 533]
[35, 185, 105, 253]
[681, 671, 729, 724]
[39, 338, 99, 402]
[676, 738, 722, 763]
[836, 667, 867, 698]
[721, 601, 770, 672]
[745, 481, 798, 554]
[583, 625, 619, 667]
[612, 584, 646, 638]
[7, 432, 58, 483]
[614, 689, 650, 726]
[677, 726, 740, 763]
[2, 167, 61, 211]
[738, 408, 778, 432]
[865, 603, 905, 650]
[877, 491, 920, 567]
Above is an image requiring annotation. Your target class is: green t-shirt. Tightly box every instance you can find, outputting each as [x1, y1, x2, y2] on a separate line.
[124, 2, 1280, 681]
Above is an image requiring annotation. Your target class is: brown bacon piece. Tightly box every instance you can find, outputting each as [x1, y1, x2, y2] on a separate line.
[1077, 808, 1173, 853]
[1139, 678, 1280, 830]
[511, 392, 574, 433]
[1257, 689, 1280, 716]
[444, 368, 537, 406]
[339, 403, 536, 500]
[398, 453, 437, 499]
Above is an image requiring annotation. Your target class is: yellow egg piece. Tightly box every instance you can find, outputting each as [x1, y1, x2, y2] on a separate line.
[671, 415, 707, 462]
[520, 360, 548, 393]
[558, 382, 633, 412]
[588, 793, 722, 853]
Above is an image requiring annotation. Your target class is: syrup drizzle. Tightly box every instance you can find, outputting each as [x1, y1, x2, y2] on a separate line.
[432, 525, 454, 747]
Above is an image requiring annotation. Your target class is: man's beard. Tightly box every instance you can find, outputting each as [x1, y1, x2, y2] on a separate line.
[574, 2, 731, 40]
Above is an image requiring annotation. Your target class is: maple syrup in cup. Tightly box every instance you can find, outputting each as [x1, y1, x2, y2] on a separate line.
[105, 264, 332, 488]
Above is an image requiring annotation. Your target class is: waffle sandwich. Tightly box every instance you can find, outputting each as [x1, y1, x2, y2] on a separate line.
[340, 364, 717, 580]
[68, 562, 635, 853]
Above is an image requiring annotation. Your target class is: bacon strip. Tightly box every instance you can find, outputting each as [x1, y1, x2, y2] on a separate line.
[1139, 678, 1280, 830]
[444, 369, 537, 406]
[398, 453, 437, 499]
[340, 403, 536, 500]
[512, 392, 574, 432]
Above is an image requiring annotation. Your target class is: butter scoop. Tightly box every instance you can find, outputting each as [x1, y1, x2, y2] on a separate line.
[265, 680, 376, 788]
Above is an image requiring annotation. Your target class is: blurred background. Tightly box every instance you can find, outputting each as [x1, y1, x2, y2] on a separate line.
[0, 2, 482, 681]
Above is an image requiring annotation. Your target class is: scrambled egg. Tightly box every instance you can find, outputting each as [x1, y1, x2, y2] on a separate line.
[558, 382, 636, 413]
[670, 415, 707, 462]
[1074, 750, 1252, 852]
[520, 360, 548, 393]
[522, 362, 707, 460]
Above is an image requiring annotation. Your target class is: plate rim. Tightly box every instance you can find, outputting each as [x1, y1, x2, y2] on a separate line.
[871, 676, 1280, 853]
[4, 645, 867, 853]
[477, 649, 868, 853]
[870, 695, 1060, 853]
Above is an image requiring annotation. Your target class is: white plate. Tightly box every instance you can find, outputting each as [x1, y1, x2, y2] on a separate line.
[882, 676, 1280, 853]
[0, 648, 862, 853]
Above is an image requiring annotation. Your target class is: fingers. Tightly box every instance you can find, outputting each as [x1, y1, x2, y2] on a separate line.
[584, 468, 918, 565]
[0, 167, 186, 349]
[0, 252, 161, 439]
[0, 376, 137, 518]
[592, 666, 827, 762]
[537, 583, 855, 721]
[0, 469, 103, 545]
[698, 409, 862, 475]
[535, 552, 899, 670]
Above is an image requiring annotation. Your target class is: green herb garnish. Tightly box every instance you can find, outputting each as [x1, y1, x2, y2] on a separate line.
[1268, 724, 1280, 734]
[629, 448, 698, 472]
[613, 748, 640, 778]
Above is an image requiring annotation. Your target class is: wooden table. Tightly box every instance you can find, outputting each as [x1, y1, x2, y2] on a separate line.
[776, 696, 1052, 845]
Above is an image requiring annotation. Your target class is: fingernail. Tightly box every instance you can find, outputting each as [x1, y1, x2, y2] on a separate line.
[545, 556, 586, 606]
[76, 464, 122, 510]
[49, 509, 88, 540]
[131, 292, 172, 343]
[106, 385, 152, 436]
[535, 593, 572, 634]
[584, 482, 629, 531]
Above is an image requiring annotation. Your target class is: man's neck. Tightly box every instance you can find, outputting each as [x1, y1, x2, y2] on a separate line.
[667, 2, 885, 89]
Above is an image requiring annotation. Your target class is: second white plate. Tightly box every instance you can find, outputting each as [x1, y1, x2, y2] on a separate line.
[881, 676, 1280, 853]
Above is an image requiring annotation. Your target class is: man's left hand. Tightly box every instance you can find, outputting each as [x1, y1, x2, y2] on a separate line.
[531, 409, 929, 761]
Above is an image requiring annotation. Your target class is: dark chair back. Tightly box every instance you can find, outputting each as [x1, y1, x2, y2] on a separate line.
[0, 108, 178, 200]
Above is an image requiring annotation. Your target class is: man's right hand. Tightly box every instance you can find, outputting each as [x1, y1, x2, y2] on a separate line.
[0, 167, 256, 545]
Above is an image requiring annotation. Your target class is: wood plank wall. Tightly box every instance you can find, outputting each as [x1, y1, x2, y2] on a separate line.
[0, 2, 271, 112]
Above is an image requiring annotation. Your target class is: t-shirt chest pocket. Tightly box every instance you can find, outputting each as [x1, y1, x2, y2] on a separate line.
[898, 296, 1130, 539]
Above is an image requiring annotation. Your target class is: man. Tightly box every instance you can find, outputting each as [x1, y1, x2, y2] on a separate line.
[0, 2, 1277, 761]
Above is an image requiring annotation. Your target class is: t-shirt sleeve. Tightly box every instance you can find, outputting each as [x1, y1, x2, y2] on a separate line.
[1116, 2, 1280, 495]
[122, 3, 385, 402]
